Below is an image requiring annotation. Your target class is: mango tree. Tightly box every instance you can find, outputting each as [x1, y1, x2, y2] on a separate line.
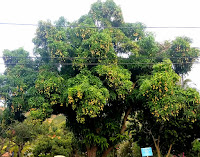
[133, 60, 200, 157]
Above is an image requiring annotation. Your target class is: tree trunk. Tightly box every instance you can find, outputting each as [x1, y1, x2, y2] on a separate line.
[166, 144, 173, 157]
[17, 144, 23, 157]
[17, 149, 20, 157]
[102, 146, 113, 157]
[74, 149, 79, 157]
[71, 149, 79, 157]
[154, 144, 161, 157]
[152, 135, 161, 157]
[86, 146, 98, 157]
[101, 107, 132, 157]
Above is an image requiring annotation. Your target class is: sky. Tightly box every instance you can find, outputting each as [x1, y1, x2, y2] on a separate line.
[0, 0, 200, 89]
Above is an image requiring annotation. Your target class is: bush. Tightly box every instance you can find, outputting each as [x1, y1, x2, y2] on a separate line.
[32, 121, 73, 157]
[117, 140, 141, 157]
[192, 139, 200, 157]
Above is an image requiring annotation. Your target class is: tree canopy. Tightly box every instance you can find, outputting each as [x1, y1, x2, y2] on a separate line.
[0, 0, 200, 157]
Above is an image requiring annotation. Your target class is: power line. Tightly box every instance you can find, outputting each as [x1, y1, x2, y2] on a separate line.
[0, 56, 199, 66]
[146, 27, 200, 29]
[0, 61, 199, 66]
[0, 56, 200, 59]
[0, 23, 200, 65]
[0, 22, 38, 27]
[1, 22, 200, 29]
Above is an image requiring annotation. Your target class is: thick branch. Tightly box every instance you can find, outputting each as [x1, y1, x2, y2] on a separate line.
[101, 83, 135, 157]
[158, 135, 160, 147]
[150, 130, 161, 157]
[166, 144, 173, 157]
[119, 82, 135, 134]
[120, 106, 132, 134]
[101, 106, 132, 157]
[86, 145, 97, 157]
[150, 130, 157, 147]
[102, 146, 113, 157]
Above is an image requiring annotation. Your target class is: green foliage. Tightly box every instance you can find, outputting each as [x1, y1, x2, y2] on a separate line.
[140, 59, 200, 121]
[119, 34, 159, 83]
[94, 65, 133, 100]
[104, 27, 139, 55]
[65, 70, 109, 123]
[83, 132, 109, 150]
[12, 116, 73, 157]
[12, 122, 33, 145]
[135, 60, 200, 156]
[1, 1, 200, 156]
[169, 36, 199, 75]
[52, 114, 66, 125]
[3, 120, 37, 156]
[74, 31, 117, 69]
[31, 118, 73, 157]
[192, 139, 200, 154]
[117, 140, 141, 157]
[138, 34, 159, 57]
[140, 60, 181, 120]
[3, 48, 29, 68]
[0, 48, 38, 124]
[33, 134, 72, 157]
[121, 22, 145, 41]
[89, 0, 124, 27]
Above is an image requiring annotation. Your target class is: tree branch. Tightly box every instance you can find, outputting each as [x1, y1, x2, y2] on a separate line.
[166, 144, 173, 157]
[120, 106, 132, 134]
[101, 106, 133, 157]
[102, 146, 113, 157]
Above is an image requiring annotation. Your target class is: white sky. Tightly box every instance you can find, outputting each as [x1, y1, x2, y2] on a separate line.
[0, 0, 200, 89]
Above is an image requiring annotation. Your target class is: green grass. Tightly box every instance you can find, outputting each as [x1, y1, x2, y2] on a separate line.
[52, 114, 66, 125]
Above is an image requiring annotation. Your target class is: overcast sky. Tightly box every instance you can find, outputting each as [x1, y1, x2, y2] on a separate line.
[0, 0, 200, 89]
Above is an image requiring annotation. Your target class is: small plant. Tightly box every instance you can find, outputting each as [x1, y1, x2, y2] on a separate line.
[192, 139, 200, 157]
[117, 139, 141, 157]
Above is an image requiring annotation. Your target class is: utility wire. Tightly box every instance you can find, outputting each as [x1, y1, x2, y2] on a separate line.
[0, 56, 200, 59]
[0, 61, 199, 66]
[1, 23, 200, 65]
[0, 23, 38, 27]
[1, 22, 200, 29]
